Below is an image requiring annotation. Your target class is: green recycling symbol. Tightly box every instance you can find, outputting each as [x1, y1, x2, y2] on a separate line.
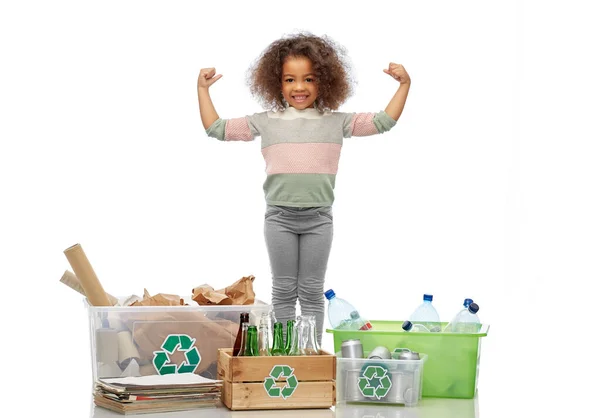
[263, 365, 298, 399]
[358, 365, 392, 399]
[152, 334, 201, 375]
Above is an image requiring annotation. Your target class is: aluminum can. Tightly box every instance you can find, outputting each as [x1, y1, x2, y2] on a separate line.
[341, 339, 364, 358]
[367, 346, 392, 359]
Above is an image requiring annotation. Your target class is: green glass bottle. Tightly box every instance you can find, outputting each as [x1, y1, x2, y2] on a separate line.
[271, 322, 285, 356]
[284, 319, 295, 355]
[244, 325, 259, 356]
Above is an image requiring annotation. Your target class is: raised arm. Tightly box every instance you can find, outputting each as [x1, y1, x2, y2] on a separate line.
[383, 63, 411, 121]
[197, 67, 222, 129]
[341, 63, 411, 138]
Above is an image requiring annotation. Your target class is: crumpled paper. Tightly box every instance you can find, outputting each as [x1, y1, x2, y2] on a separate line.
[129, 289, 186, 307]
[192, 275, 255, 305]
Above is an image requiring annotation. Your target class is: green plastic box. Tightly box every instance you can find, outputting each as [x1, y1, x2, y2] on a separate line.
[326, 321, 489, 399]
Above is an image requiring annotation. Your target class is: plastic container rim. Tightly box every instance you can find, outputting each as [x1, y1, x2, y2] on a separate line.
[326, 321, 489, 337]
[85, 298, 270, 313]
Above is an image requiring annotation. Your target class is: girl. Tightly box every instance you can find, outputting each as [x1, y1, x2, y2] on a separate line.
[197, 33, 410, 345]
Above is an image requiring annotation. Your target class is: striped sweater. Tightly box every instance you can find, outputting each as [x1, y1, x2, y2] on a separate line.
[206, 106, 397, 207]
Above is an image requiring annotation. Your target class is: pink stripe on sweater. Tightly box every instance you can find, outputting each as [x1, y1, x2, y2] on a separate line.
[261, 143, 342, 175]
[351, 113, 378, 136]
[225, 117, 253, 141]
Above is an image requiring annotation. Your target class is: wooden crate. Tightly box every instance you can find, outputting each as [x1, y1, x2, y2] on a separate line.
[217, 348, 336, 410]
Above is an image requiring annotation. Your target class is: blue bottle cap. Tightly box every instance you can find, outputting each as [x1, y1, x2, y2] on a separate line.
[402, 320, 413, 331]
[468, 302, 479, 314]
[463, 298, 473, 307]
[423, 294, 433, 301]
[324, 289, 336, 300]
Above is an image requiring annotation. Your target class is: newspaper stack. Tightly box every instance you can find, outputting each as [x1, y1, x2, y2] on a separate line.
[94, 373, 222, 415]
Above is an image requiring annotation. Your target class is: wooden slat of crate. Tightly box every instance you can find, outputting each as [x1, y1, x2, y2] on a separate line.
[218, 348, 335, 382]
[217, 348, 336, 410]
[222, 380, 335, 410]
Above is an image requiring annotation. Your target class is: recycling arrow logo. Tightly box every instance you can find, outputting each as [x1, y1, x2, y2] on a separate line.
[152, 334, 201, 375]
[358, 365, 392, 399]
[263, 365, 298, 399]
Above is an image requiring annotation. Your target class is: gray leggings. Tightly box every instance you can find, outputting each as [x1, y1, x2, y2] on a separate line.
[264, 204, 334, 345]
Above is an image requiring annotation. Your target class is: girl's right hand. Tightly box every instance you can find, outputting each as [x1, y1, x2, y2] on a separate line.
[198, 68, 222, 89]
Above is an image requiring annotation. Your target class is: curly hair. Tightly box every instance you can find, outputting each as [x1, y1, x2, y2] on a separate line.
[247, 32, 355, 112]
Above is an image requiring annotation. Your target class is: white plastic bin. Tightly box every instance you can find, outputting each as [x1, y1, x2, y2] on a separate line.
[87, 300, 271, 382]
[336, 353, 427, 407]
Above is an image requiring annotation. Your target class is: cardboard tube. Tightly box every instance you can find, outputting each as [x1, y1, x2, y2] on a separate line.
[60, 270, 119, 306]
[63, 244, 111, 306]
[97, 362, 123, 379]
[96, 328, 119, 363]
[117, 331, 141, 368]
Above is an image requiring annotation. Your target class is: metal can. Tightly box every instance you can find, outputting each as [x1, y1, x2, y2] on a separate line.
[392, 348, 420, 360]
[367, 346, 392, 360]
[393, 348, 421, 375]
[341, 339, 364, 358]
[344, 369, 365, 402]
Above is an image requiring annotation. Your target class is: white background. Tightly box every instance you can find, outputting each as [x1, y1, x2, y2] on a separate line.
[1, 0, 598, 416]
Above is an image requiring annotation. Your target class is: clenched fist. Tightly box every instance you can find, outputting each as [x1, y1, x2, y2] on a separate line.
[198, 68, 223, 89]
[383, 63, 410, 85]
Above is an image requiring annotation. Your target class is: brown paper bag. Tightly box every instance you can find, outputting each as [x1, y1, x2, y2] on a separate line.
[192, 275, 256, 305]
[123, 310, 238, 377]
[129, 289, 185, 307]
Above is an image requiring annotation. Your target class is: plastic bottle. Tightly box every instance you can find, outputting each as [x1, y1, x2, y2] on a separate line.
[446, 302, 481, 333]
[233, 312, 249, 356]
[402, 320, 430, 332]
[443, 298, 473, 332]
[324, 289, 373, 330]
[409, 294, 441, 332]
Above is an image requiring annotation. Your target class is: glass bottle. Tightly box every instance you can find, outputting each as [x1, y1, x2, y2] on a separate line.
[288, 317, 301, 356]
[284, 319, 295, 355]
[271, 322, 285, 356]
[299, 315, 320, 355]
[259, 311, 276, 350]
[233, 312, 250, 356]
[236, 323, 249, 357]
[244, 325, 259, 356]
[258, 323, 272, 356]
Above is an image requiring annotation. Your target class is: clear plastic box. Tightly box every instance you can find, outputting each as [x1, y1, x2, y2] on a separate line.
[327, 321, 489, 399]
[336, 353, 427, 407]
[87, 300, 271, 382]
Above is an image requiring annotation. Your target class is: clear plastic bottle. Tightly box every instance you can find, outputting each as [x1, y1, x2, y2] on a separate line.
[443, 298, 473, 332]
[402, 320, 430, 332]
[409, 294, 441, 332]
[324, 289, 373, 330]
[446, 302, 481, 333]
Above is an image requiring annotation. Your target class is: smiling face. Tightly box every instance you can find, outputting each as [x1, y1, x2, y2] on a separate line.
[281, 56, 319, 110]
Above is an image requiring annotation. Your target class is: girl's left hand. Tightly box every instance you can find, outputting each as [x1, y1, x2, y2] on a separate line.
[383, 63, 411, 85]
